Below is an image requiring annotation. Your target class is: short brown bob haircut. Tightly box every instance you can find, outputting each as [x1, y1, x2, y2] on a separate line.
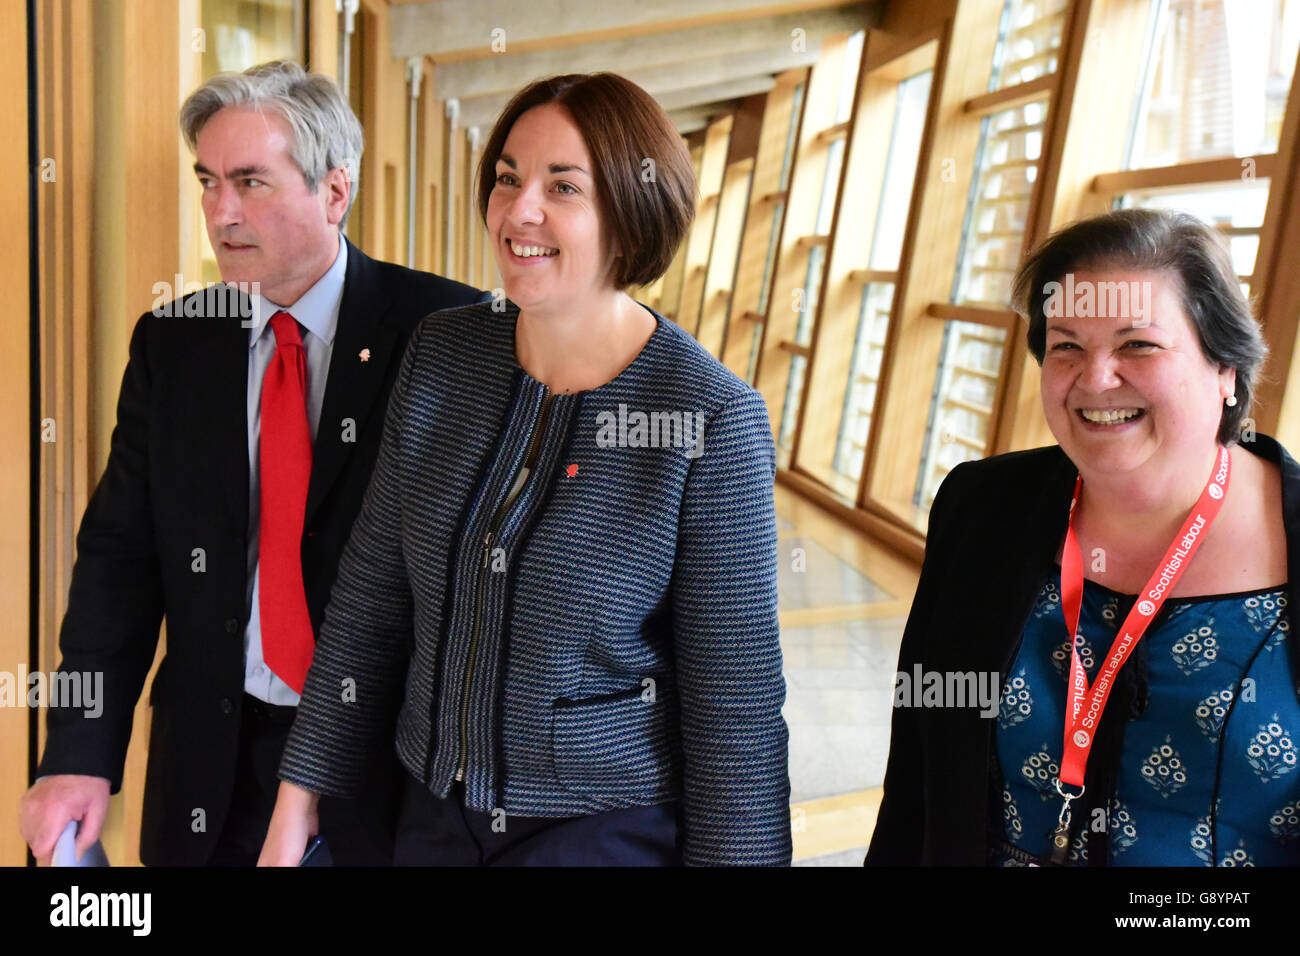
[475, 72, 697, 290]
[1012, 208, 1267, 446]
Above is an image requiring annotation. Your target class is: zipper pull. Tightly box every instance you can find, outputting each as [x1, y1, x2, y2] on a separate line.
[482, 531, 493, 568]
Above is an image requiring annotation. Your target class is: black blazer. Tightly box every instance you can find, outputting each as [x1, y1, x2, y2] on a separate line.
[865, 433, 1300, 866]
[37, 238, 486, 865]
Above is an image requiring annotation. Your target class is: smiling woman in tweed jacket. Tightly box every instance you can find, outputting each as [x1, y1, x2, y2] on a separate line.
[258, 73, 792, 866]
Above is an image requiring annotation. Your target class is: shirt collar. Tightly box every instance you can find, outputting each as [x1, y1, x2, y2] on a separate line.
[244, 237, 348, 348]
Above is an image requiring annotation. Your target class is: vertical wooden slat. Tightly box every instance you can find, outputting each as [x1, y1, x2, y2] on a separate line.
[696, 154, 753, 357]
[309, 0, 340, 81]
[675, 113, 733, 338]
[36, 0, 96, 846]
[454, 129, 470, 282]
[698, 95, 762, 358]
[417, 58, 441, 274]
[429, 182, 440, 276]
[384, 161, 397, 262]
[1253, 39, 1300, 446]
[0, 0, 33, 868]
[110, 0, 180, 868]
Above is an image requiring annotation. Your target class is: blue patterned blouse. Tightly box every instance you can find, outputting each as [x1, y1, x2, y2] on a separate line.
[993, 568, 1297, 866]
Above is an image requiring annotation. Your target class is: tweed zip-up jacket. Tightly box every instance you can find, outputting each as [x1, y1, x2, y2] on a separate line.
[278, 299, 792, 865]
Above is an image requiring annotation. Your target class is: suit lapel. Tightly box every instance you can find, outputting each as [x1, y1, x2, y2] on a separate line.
[305, 238, 402, 527]
[207, 284, 252, 538]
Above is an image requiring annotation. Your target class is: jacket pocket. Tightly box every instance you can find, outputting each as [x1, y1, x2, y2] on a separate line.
[551, 678, 682, 806]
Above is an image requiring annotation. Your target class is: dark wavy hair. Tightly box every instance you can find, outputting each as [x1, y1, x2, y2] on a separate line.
[1012, 208, 1267, 445]
[476, 73, 697, 290]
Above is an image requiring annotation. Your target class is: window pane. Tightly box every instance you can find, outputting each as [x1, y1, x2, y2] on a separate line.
[780, 83, 806, 191]
[870, 70, 933, 272]
[831, 68, 934, 487]
[815, 138, 845, 236]
[744, 83, 805, 385]
[757, 202, 786, 319]
[1118, 177, 1270, 277]
[781, 40, 865, 458]
[1127, 0, 1299, 169]
[748, 325, 764, 385]
[795, 246, 826, 347]
[746, 320, 764, 384]
[833, 282, 894, 483]
[953, 100, 1047, 307]
[836, 31, 867, 124]
[915, 322, 1007, 511]
[778, 353, 807, 451]
[989, 0, 1070, 91]
[202, 0, 304, 76]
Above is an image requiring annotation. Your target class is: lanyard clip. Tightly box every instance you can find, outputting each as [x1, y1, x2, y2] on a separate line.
[1054, 779, 1086, 828]
[1048, 779, 1086, 865]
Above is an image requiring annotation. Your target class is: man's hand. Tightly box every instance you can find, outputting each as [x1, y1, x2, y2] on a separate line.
[257, 780, 321, 866]
[19, 775, 111, 866]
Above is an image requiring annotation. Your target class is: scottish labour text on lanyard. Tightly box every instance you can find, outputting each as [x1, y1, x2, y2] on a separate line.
[1051, 444, 1231, 865]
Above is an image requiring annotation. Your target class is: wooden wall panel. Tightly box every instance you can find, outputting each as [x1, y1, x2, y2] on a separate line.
[676, 114, 733, 337]
[20, 0, 182, 868]
[1, 0, 33, 868]
[309, 0, 340, 80]
[417, 59, 443, 275]
[1253, 37, 1300, 447]
[697, 155, 753, 357]
[357, 0, 409, 268]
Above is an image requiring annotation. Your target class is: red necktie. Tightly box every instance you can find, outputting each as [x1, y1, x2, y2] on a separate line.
[259, 311, 315, 693]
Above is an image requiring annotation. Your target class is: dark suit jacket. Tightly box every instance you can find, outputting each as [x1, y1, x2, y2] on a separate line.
[865, 433, 1300, 866]
[37, 237, 487, 865]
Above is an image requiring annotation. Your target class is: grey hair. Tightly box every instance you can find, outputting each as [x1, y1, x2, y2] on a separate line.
[180, 59, 364, 229]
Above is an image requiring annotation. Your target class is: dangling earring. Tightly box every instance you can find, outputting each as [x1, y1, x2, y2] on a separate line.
[1225, 394, 1238, 407]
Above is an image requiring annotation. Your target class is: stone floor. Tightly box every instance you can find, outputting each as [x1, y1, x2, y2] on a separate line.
[771, 485, 919, 866]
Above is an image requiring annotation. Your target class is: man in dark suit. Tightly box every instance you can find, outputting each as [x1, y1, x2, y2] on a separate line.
[18, 60, 487, 866]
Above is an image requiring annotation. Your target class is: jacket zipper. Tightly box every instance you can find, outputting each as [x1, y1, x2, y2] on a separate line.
[455, 388, 553, 783]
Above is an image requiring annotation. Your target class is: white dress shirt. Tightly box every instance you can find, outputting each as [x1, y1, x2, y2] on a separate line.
[242, 238, 347, 705]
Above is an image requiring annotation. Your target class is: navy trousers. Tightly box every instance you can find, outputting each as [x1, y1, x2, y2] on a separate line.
[393, 770, 684, 866]
[206, 693, 392, 866]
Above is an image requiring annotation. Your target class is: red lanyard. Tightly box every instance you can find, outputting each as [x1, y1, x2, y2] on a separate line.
[1048, 444, 1230, 861]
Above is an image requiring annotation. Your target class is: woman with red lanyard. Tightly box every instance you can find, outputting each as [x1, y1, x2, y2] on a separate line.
[867, 208, 1297, 866]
